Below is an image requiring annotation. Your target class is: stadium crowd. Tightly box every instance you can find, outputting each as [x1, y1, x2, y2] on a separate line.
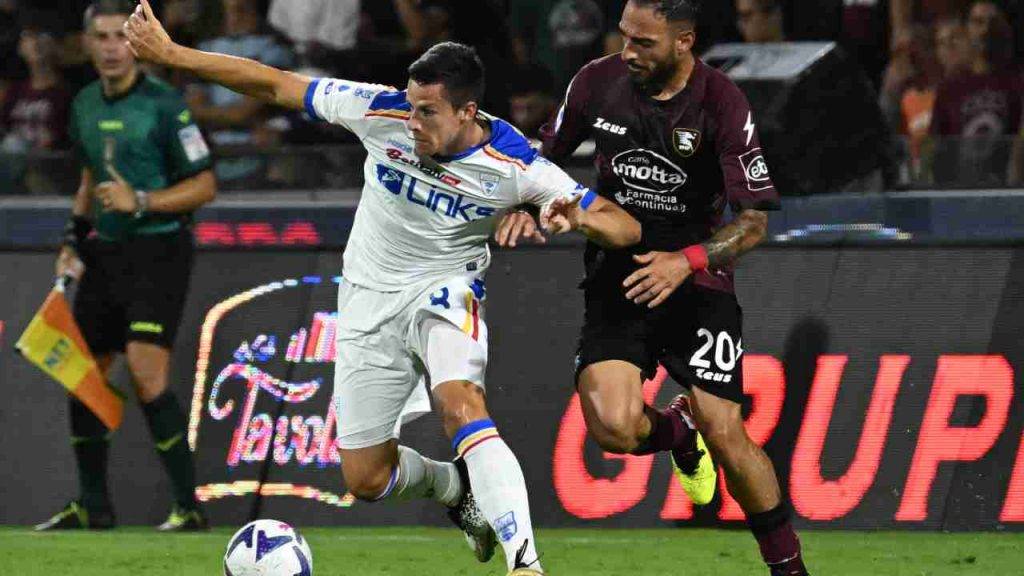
[1, 0, 1023, 192]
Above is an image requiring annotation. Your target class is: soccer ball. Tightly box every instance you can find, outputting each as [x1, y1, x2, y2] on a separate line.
[223, 519, 313, 576]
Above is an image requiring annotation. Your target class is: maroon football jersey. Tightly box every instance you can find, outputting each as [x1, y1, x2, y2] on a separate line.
[541, 54, 779, 293]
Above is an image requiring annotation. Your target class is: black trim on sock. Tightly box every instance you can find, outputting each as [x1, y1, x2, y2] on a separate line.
[747, 501, 792, 535]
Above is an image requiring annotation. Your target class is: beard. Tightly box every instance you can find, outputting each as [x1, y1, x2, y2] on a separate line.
[626, 54, 679, 95]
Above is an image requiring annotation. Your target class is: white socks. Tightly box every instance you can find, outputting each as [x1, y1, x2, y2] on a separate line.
[374, 445, 462, 507]
[454, 419, 541, 572]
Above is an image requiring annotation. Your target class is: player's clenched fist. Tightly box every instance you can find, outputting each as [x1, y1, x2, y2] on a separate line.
[623, 251, 692, 308]
[124, 0, 176, 66]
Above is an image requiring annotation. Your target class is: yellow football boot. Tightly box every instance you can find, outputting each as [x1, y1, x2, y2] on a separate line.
[667, 395, 717, 505]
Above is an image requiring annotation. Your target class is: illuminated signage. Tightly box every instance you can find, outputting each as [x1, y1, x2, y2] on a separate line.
[189, 276, 354, 509]
[194, 221, 322, 246]
[553, 355, 1024, 524]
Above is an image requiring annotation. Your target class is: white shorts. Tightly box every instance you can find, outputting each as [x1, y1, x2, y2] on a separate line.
[333, 274, 489, 450]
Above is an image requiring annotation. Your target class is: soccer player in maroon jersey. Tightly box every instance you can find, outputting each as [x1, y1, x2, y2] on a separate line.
[496, 1, 808, 574]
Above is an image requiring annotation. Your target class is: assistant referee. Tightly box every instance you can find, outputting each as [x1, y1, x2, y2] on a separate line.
[36, 0, 216, 532]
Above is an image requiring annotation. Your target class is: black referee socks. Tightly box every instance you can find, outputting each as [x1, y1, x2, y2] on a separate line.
[142, 390, 199, 510]
[70, 397, 112, 513]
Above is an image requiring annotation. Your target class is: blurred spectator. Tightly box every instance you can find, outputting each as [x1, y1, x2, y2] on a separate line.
[898, 20, 968, 176]
[879, 21, 966, 177]
[0, 0, 27, 100]
[190, 0, 294, 182]
[507, 65, 557, 139]
[0, 25, 71, 153]
[891, 0, 971, 41]
[393, 0, 514, 116]
[931, 0, 1021, 185]
[269, 0, 361, 54]
[509, 0, 623, 91]
[736, 0, 786, 42]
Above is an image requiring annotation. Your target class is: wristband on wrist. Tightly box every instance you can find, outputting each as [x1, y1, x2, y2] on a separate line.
[682, 244, 709, 271]
[134, 189, 148, 218]
[63, 215, 93, 249]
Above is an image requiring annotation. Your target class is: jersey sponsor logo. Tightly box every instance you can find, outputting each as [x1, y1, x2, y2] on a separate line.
[386, 148, 462, 187]
[695, 368, 733, 383]
[375, 164, 496, 222]
[613, 190, 686, 213]
[738, 148, 772, 191]
[353, 87, 375, 100]
[673, 128, 701, 157]
[178, 125, 211, 163]
[611, 149, 687, 193]
[386, 139, 414, 154]
[611, 148, 688, 213]
[593, 116, 627, 135]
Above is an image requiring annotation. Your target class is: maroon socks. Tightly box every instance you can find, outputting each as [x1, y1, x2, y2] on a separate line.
[748, 503, 808, 575]
[632, 406, 693, 455]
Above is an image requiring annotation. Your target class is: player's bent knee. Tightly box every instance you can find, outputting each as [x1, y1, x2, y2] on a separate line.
[581, 391, 646, 453]
[342, 462, 395, 502]
[340, 441, 399, 502]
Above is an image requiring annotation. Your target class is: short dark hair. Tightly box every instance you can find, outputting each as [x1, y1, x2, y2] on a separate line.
[408, 42, 486, 109]
[629, 0, 700, 23]
[84, 0, 137, 30]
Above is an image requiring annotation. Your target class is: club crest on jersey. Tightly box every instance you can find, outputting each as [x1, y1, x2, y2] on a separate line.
[479, 173, 500, 196]
[673, 128, 701, 157]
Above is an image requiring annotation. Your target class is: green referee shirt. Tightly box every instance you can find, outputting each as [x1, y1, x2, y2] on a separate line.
[70, 73, 212, 240]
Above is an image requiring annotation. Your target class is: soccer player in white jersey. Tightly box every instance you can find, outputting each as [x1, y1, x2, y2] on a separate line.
[126, 2, 640, 574]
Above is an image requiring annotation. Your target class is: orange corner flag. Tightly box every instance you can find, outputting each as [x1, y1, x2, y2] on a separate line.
[16, 284, 123, 430]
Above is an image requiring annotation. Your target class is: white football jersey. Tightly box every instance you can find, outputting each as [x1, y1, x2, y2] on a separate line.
[305, 77, 595, 291]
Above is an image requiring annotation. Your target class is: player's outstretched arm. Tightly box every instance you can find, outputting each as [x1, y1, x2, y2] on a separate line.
[542, 193, 641, 249]
[125, 0, 309, 111]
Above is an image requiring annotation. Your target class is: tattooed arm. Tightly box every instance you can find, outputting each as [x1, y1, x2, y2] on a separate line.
[623, 209, 768, 308]
[702, 209, 768, 269]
